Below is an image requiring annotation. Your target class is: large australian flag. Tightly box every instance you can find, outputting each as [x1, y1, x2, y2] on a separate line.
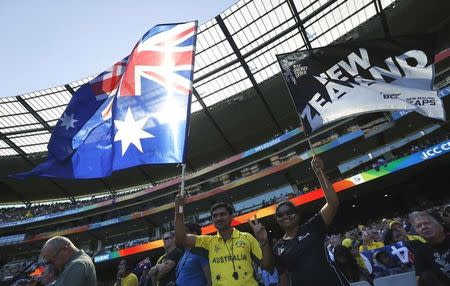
[15, 22, 198, 179]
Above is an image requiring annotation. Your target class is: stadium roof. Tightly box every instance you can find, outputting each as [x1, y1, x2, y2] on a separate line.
[0, 0, 449, 204]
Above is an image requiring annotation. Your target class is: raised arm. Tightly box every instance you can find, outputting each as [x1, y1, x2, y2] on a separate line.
[311, 156, 339, 226]
[249, 215, 274, 272]
[174, 194, 197, 248]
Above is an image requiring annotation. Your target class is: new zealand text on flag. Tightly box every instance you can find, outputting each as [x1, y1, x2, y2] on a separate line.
[15, 21, 198, 179]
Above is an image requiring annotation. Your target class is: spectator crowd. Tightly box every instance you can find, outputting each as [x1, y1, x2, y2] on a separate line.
[3, 156, 448, 286]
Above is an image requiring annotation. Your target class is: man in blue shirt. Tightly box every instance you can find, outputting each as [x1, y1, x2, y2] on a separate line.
[175, 222, 211, 286]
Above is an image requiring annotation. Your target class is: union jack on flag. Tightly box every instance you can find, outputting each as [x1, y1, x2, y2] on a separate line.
[119, 22, 196, 97]
[15, 22, 198, 179]
[91, 57, 129, 100]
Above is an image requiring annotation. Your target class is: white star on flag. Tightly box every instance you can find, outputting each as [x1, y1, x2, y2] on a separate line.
[59, 113, 78, 131]
[114, 107, 154, 156]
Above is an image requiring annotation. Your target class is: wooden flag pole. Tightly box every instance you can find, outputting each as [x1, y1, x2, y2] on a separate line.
[179, 163, 187, 213]
[298, 115, 315, 156]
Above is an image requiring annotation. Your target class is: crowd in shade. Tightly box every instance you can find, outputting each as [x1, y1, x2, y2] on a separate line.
[4, 157, 447, 286]
[1, 130, 449, 285]
[0, 124, 342, 225]
[325, 203, 450, 284]
[9, 202, 447, 286]
[0, 188, 151, 223]
[2, 126, 448, 229]
[0, 261, 33, 282]
[79, 130, 450, 259]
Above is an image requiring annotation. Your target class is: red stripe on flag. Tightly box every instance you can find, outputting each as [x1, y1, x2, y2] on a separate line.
[144, 71, 191, 94]
[156, 26, 195, 46]
[91, 75, 121, 95]
[435, 48, 450, 64]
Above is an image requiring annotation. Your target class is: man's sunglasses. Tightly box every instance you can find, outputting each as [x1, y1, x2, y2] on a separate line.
[42, 246, 65, 265]
[163, 236, 174, 241]
[276, 209, 295, 218]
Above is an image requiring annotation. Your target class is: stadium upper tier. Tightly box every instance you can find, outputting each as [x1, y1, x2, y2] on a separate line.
[1, 97, 449, 248]
[1, 85, 449, 229]
[2, 129, 449, 262]
[3, 0, 448, 204]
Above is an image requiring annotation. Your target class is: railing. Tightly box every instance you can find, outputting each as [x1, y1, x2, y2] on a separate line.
[93, 138, 450, 262]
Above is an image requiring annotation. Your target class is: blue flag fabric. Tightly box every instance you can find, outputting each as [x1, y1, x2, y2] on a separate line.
[15, 22, 198, 179]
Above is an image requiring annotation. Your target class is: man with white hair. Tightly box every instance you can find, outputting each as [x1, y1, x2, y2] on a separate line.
[409, 211, 449, 285]
[40, 236, 96, 286]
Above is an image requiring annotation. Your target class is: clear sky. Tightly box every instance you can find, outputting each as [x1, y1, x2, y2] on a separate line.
[0, 0, 236, 98]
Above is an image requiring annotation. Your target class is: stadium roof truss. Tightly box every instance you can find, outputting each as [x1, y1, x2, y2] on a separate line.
[0, 0, 396, 203]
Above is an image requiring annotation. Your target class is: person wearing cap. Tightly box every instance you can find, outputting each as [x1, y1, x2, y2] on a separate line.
[384, 220, 426, 255]
[341, 238, 354, 248]
[333, 245, 368, 283]
[389, 220, 426, 243]
[342, 238, 367, 270]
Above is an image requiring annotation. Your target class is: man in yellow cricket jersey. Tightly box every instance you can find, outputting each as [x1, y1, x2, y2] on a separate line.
[174, 195, 271, 286]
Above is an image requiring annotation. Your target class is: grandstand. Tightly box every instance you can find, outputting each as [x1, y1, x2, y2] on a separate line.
[1, 0, 449, 285]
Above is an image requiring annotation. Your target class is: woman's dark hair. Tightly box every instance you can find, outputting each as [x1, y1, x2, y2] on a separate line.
[210, 202, 234, 215]
[383, 228, 394, 245]
[276, 200, 296, 212]
[333, 245, 362, 283]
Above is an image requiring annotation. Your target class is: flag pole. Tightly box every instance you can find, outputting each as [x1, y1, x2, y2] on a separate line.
[298, 115, 315, 156]
[179, 163, 187, 213]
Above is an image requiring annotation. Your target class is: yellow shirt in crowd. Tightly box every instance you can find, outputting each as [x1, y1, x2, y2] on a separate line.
[195, 228, 262, 286]
[407, 234, 426, 243]
[359, 241, 384, 252]
[114, 272, 138, 286]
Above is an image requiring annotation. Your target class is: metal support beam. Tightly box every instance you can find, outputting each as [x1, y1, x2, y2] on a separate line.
[286, 0, 313, 50]
[192, 88, 236, 153]
[215, 15, 283, 133]
[31, 166, 76, 202]
[136, 168, 156, 185]
[375, 0, 391, 39]
[0, 131, 75, 202]
[0, 131, 35, 166]
[100, 179, 113, 193]
[197, 0, 338, 84]
[16, 96, 53, 132]
[65, 84, 77, 96]
[4, 127, 49, 137]
[0, 181, 32, 206]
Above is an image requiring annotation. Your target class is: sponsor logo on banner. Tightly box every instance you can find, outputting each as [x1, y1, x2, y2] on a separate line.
[421, 140, 450, 159]
[292, 64, 308, 77]
[277, 36, 445, 132]
[349, 174, 365, 185]
[94, 254, 110, 263]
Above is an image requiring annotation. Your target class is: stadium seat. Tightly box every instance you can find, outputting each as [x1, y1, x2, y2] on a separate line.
[350, 281, 371, 286]
[373, 271, 416, 286]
